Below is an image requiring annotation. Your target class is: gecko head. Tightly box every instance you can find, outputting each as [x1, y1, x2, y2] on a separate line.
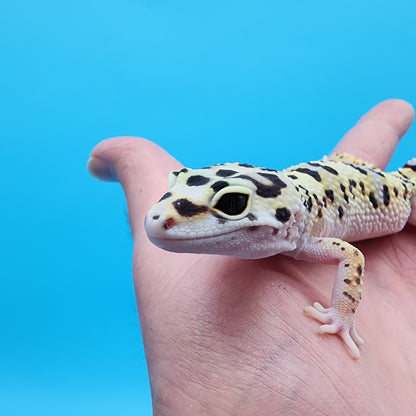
[144, 163, 303, 258]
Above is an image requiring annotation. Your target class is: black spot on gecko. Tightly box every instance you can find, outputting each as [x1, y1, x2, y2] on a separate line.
[355, 278, 361, 285]
[173, 199, 208, 217]
[186, 175, 210, 186]
[338, 206, 344, 219]
[247, 213, 257, 221]
[357, 265, 362, 276]
[258, 172, 282, 182]
[344, 278, 351, 284]
[400, 172, 411, 180]
[294, 167, 322, 182]
[260, 167, 278, 172]
[321, 165, 339, 175]
[287, 174, 298, 180]
[340, 184, 349, 203]
[343, 291, 356, 303]
[216, 169, 238, 177]
[308, 162, 339, 175]
[211, 181, 229, 193]
[159, 192, 172, 202]
[359, 181, 366, 195]
[238, 163, 254, 168]
[393, 186, 398, 197]
[324, 189, 334, 203]
[317, 209, 323, 218]
[403, 183, 408, 200]
[382, 185, 390, 206]
[298, 184, 309, 195]
[275, 207, 291, 223]
[344, 263, 350, 267]
[348, 179, 357, 197]
[304, 196, 313, 212]
[237, 173, 287, 198]
[348, 164, 368, 176]
[217, 218, 226, 224]
[313, 193, 323, 207]
[369, 192, 378, 209]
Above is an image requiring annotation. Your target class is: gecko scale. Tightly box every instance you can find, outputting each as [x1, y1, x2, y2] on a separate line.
[144, 153, 416, 359]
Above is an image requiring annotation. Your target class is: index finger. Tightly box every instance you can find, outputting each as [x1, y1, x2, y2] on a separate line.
[332, 99, 415, 169]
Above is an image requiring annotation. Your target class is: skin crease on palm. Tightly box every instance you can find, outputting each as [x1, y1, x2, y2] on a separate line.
[88, 99, 416, 415]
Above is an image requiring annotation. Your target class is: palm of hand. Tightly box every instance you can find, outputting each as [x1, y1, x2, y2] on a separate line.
[89, 100, 416, 415]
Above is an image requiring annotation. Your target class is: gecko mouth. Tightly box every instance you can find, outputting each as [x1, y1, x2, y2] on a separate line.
[147, 228, 247, 250]
[146, 225, 284, 259]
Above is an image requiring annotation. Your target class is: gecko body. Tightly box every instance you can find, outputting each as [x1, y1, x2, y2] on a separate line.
[144, 153, 416, 359]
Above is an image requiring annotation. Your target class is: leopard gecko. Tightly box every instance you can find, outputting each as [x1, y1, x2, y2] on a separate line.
[144, 153, 416, 359]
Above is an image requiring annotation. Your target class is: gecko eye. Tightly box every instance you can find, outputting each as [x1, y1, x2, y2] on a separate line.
[214, 192, 249, 216]
[211, 185, 252, 219]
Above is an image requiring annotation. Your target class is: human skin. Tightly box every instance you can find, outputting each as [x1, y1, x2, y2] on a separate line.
[88, 99, 416, 415]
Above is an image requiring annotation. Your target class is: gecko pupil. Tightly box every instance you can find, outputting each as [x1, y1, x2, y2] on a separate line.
[214, 193, 249, 216]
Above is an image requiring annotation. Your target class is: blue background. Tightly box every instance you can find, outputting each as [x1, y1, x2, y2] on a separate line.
[1, 1, 416, 414]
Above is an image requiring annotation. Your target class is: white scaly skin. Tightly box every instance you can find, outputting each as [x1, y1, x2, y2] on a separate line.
[145, 153, 416, 359]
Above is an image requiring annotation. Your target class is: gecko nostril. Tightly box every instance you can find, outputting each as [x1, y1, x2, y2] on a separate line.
[163, 218, 175, 230]
[152, 215, 160, 220]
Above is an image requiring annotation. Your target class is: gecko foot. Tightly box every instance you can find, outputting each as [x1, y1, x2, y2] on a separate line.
[304, 302, 364, 359]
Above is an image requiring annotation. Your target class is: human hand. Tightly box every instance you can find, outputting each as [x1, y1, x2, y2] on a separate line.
[88, 99, 416, 415]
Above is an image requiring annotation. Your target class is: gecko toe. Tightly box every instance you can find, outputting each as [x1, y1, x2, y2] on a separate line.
[304, 303, 364, 359]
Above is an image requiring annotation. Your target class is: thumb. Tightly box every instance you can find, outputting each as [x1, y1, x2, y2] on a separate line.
[87, 137, 182, 239]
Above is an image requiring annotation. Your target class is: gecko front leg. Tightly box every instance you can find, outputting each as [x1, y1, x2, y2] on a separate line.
[293, 237, 365, 359]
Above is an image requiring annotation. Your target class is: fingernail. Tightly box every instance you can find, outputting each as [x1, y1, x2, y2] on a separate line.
[87, 156, 118, 182]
